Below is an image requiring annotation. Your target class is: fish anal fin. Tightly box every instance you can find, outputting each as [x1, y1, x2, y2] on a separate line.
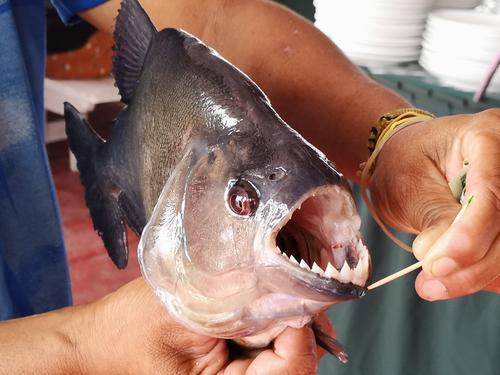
[64, 102, 129, 269]
[118, 192, 145, 236]
[88, 188, 129, 269]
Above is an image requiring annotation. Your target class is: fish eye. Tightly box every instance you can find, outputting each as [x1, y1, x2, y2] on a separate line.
[226, 180, 259, 216]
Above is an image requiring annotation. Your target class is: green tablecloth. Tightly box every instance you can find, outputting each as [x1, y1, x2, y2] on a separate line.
[325, 67, 500, 375]
[273, 2, 500, 374]
[321, 186, 499, 375]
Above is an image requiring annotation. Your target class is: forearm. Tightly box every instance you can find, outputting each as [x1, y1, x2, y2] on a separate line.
[81, 0, 409, 180]
[0, 307, 84, 374]
[0, 279, 195, 375]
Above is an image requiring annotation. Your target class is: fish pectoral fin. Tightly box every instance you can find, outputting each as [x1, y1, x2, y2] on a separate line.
[113, 0, 157, 104]
[311, 321, 349, 364]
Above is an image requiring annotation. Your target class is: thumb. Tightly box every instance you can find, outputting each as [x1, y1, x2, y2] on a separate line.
[413, 220, 454, 261]
[412, 198, 460, 261]
[418, 124, 500, 296]
[407, 187, 463, 301]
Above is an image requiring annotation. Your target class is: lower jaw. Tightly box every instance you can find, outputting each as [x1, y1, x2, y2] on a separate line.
[231, 301, 328, 349]
[258, 252, 368, 303]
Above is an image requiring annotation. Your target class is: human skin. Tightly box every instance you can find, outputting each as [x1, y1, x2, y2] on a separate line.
[1, 0, 498, 373]
[0, 278, 328, 374]
[370, 112, 500, 300]
[82, 0, 499, 300]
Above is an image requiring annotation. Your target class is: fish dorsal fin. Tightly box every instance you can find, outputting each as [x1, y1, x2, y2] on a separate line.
[113, 0, 157, 103]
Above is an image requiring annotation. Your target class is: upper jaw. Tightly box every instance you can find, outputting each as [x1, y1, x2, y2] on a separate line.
[263, 185, 371, 298]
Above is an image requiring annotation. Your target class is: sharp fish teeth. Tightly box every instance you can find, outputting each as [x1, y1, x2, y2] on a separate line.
[358, 241, 370, 284]
[300, 259, 311, 270]
[358, 239, 369, 258]
[339, 261, 351, 283]
[312, 262, 324, 275]
[360, 252, 370, 282]
[324, 262, 335, 278]
[324, 262, 341, 279]
[351, 260, 364, 286]
[275, 237, 370, 284]
[362, 252, 370, 269]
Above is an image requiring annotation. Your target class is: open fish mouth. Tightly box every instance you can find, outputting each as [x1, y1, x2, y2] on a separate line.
[267, 185, 371, 294]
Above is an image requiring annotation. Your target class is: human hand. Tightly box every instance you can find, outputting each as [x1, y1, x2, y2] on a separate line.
[73, 278, 323, 374]
[368, 109, 500, 301]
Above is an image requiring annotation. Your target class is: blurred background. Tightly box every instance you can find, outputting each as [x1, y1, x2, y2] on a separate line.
[44, 1, 499, 374]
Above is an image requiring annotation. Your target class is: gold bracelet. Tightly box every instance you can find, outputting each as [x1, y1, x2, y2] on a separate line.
[360, 108, 435, 251]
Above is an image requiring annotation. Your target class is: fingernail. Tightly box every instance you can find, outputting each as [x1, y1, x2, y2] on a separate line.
[431, 257, 458, 277]
[421, 279, 448, 301]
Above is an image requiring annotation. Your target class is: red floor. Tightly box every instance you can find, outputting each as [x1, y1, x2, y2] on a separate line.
[50, 144, 141, 305]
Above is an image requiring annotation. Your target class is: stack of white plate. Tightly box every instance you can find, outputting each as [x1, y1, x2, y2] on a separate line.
[314, 0, 434, 67]
[420, 9, 500, 93]
[433, 0, 482, 9]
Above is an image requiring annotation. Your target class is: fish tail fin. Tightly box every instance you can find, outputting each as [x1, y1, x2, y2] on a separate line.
[64, 102, 129, 269]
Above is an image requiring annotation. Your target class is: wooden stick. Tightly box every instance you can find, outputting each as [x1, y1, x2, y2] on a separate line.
[367, 195, 474, 291]
[367, 261, 422, 290]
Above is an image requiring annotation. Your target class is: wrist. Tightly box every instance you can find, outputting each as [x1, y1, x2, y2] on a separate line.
[49, 307, 88, 375]
[0, 307, 87, 375]
[65, 303, 100, 375]
[69, 280, 161, 375]
[360, 109, 435, 185]
[68, 297, 128, 375]
[359, 111, 436, 249]
[368, 116, 445, 234]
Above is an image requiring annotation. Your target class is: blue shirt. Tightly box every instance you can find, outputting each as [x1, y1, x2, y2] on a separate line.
[0, 0, 106, 320]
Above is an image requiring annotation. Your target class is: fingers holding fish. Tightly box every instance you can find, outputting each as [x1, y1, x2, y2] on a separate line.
[222, 326, 319, 375]
[71, 278, 230, 374]
[86, 277, 326, 374]
[273, 326, 320, 375]
[221, 313, 335, 374]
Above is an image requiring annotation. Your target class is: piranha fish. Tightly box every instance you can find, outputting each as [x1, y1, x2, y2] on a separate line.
[64, 0, 371, 363]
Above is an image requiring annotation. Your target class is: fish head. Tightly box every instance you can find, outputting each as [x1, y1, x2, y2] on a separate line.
[118, 0, 371, 344]
[139, 118, 371, 341]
